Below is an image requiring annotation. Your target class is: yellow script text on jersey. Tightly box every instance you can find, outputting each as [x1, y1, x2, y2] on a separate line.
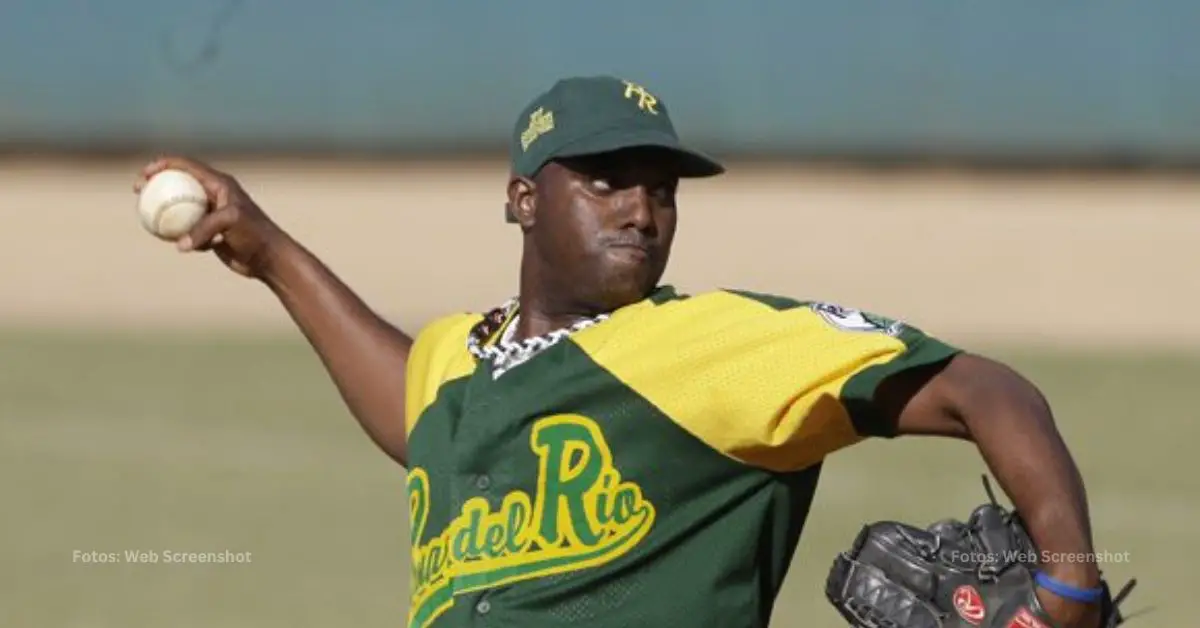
[406, 414, 657, 628]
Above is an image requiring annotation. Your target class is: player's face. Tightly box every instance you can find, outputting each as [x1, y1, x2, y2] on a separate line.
[529, 148, 680, 312]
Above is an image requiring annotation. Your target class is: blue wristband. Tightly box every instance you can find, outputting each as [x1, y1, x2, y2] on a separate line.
[1034, 571, 1104, 604]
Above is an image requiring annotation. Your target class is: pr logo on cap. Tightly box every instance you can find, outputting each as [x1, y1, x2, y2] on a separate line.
[621, 80, 659, 115]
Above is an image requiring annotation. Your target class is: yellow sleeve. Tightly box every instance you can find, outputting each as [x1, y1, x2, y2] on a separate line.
[574, 290, 962, 472]
[404, 313, 481, 438]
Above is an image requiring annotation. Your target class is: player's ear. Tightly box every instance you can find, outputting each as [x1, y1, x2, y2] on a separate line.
[506, 176, 537, 230]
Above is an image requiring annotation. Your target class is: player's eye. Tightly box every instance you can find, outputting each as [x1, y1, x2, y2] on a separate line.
[590, 177, 613, 193]
[650, 182, 677, 205]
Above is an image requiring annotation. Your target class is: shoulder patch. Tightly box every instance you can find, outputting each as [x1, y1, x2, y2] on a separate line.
[810, 302, 905, 337]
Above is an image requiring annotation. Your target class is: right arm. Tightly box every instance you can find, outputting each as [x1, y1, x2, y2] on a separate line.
[261, 234, 414, 466]
[135, 156, 415, 467]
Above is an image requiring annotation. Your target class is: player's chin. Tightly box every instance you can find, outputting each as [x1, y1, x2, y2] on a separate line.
[595, 265, 663, 309]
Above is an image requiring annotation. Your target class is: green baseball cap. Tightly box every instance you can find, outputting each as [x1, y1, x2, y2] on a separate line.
[506, 75, 724, 222]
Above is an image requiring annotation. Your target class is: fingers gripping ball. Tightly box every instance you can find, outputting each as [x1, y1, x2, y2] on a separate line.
[137, 169, 210, 240]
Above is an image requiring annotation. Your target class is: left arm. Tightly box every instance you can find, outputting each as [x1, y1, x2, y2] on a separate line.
[874, 352, 1101, 626]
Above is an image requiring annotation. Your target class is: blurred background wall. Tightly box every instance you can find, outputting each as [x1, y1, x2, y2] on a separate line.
[4, 0, 1200, 164]
[2, 0, 1198, 343]
[3, 3, 1197, 627]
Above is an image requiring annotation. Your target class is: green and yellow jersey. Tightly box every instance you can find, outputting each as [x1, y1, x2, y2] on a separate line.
[403, 286, 961, 628]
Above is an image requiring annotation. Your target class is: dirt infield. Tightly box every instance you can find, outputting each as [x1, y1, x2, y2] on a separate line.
[2, 157, 1197, 347]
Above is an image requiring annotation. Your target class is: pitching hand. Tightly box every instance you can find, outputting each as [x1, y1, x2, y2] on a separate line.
[134, 156, 288, 279]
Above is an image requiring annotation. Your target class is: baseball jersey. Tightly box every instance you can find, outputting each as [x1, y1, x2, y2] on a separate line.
[403, 285, 962, 628]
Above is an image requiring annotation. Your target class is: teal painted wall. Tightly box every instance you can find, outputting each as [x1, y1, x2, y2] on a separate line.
[2, 1, 1198, 163]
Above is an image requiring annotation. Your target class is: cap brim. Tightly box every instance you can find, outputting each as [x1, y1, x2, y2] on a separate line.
[504, 129, 725, 222]
[552, 129, 725, 178]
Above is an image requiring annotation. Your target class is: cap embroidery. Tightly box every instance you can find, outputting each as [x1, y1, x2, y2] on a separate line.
[622, 80, 659, 114]
[520, 107, 555, 151]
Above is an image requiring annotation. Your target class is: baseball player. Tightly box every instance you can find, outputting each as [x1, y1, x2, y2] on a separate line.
[135, 75, 1132, 627]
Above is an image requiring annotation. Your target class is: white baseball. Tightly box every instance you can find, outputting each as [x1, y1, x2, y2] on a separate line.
[137, 169, 210, 240]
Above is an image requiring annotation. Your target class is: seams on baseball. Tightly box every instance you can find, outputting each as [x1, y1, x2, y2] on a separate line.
[138, 170, 209, 240]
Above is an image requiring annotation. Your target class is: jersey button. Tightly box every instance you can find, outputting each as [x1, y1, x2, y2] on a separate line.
[475, 474, 492, 491]
[475, 599, 491, 615]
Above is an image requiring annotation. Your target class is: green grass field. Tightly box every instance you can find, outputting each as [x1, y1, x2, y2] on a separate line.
[4, 330, 1195, 627]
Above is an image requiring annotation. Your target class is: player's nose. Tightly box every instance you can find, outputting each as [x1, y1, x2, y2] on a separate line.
[614, 187, 654, 232]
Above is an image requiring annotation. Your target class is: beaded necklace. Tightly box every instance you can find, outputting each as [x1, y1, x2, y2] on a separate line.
[465, 298, 610, 379]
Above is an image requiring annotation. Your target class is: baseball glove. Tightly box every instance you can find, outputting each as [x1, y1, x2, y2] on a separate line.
[824, 476, 1137, 628]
